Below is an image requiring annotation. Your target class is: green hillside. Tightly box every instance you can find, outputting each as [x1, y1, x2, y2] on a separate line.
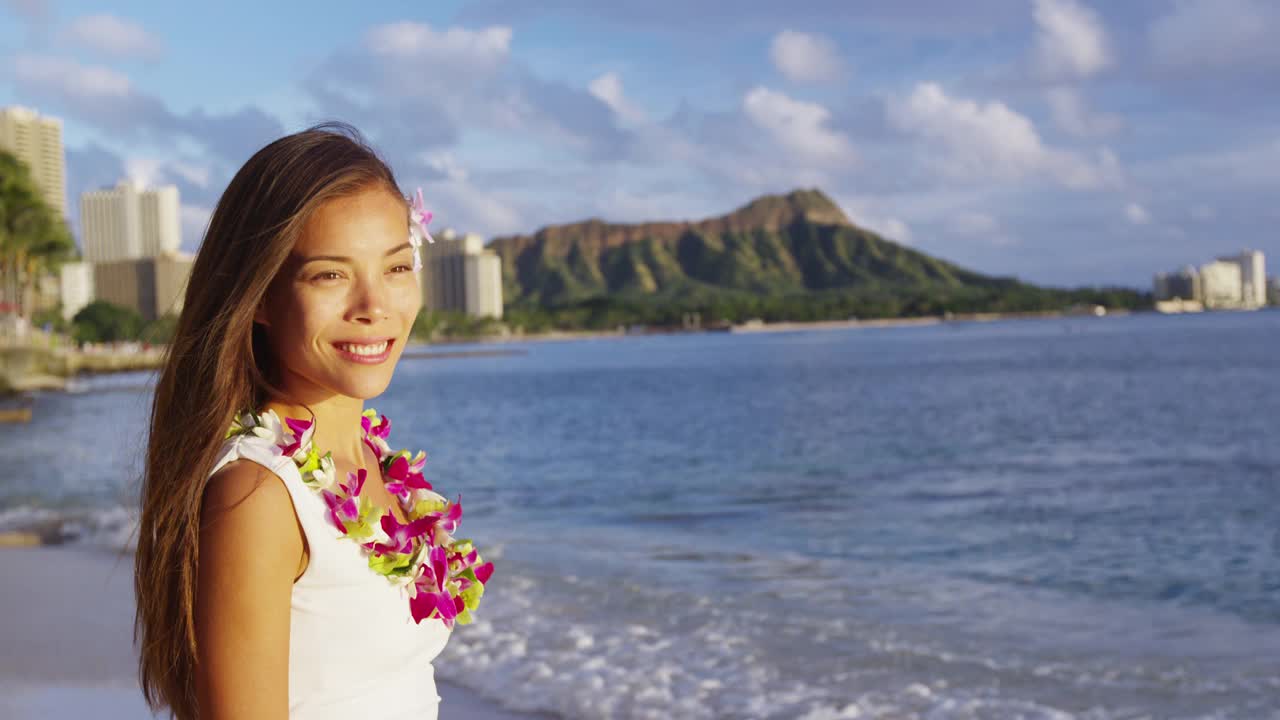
[481, 189, 1147, 330]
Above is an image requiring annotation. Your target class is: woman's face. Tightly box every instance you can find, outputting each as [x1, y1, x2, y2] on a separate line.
[257, 185, 422, 401]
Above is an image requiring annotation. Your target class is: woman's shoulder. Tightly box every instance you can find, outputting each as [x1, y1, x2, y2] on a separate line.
[205, 457, 295, 518]
[206, 407, 303, 526]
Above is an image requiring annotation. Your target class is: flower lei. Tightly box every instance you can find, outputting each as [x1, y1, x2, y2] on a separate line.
[225, 407, 493, 628]
[407, 187, 435, 273]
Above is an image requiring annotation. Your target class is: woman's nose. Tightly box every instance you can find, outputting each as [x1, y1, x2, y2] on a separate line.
[350, 275, 390, 323]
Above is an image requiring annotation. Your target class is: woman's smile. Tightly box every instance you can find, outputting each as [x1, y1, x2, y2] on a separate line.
[332, 337, 394, 364]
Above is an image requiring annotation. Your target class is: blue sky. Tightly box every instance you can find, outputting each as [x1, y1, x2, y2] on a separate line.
[2, 0, 1277, 288]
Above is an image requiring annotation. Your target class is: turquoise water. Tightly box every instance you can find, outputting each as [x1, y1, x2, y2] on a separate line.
[2, 311, 1278, 718]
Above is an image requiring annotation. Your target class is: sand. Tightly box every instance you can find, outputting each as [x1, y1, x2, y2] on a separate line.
[0, 546, 542, 719]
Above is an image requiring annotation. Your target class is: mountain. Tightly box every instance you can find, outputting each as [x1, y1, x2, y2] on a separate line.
[486, 189, 1019, 308]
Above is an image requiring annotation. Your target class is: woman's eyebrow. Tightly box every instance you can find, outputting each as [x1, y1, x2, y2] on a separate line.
[298, 241, 414, 266]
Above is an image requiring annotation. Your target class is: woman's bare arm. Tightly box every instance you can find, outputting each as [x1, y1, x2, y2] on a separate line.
[195, 460, 305, 719]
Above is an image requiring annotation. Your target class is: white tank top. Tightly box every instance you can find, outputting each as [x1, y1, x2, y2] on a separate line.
[209, 431, 453, 719]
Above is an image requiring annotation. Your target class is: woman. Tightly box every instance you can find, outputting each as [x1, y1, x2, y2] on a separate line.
[134, 123, 488, 719]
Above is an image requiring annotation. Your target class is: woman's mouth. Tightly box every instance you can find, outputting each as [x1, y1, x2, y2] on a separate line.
[333, 338, 394, 365]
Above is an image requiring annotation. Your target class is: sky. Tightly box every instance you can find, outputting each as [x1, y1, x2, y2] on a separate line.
[2, 0, 1277, 288]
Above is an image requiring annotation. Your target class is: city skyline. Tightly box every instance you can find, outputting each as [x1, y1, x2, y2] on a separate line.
[1, 1, 1277, 288]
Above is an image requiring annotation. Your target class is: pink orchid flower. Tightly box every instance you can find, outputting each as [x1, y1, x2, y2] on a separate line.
[372, 512, 437, 556]
[407, 187, 435, 273]
[384, 450, 433, 501]
[423, 498, 463, 545]
[361, 413, 393, 459]
[278, 416, 313, 458]
[321, 468, 366, 532]
[410, 546, 463, 627]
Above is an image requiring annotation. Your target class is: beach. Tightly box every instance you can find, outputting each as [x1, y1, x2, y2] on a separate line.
[0, 546, 542, 720]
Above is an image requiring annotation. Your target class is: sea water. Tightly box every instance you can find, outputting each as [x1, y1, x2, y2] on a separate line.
[2, 311, 1278, 718]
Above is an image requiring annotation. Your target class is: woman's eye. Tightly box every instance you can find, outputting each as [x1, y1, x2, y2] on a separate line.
[390, 264, 413, 274]
[312, 270, 343, 281]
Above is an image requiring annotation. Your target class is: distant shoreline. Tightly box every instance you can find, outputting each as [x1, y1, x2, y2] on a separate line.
[0, 307, 1147, 393]
[428, 307, 1134, 345]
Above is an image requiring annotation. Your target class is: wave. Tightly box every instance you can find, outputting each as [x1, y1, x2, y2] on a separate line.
[0, 504, 138, 551]
[431, 549, 1280, 720]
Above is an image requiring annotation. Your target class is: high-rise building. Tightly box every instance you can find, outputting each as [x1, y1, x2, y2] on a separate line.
[80, 180, 181, 263]
[1199, 260, 1243, 309]
[464, 253, 503, 319]
[0, 106, 66, 217]
[139, 186, 181, 257]
[421, 228, 504, 319]
[1220, 250, 1266, 308]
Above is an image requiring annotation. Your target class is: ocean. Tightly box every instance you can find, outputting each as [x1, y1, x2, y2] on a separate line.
[2, 310, 1278, 719]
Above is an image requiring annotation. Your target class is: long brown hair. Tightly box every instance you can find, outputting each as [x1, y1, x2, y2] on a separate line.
[134, 122, 405, 719]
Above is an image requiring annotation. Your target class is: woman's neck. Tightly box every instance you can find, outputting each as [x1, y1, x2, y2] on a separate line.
[263, 392, 369, 466]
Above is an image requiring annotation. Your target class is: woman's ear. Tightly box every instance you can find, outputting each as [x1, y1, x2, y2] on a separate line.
[254, 302, 270, 327]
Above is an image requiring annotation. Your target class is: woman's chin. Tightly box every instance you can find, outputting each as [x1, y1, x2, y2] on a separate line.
[339, 377, 395, 400]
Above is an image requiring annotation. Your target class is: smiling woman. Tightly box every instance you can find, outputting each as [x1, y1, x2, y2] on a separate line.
[133, 123, 489, 720]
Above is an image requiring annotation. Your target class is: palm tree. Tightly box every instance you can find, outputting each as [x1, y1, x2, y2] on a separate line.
[0, 150, 76, 319]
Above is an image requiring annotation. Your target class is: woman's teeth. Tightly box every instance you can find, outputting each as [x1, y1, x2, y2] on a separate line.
[337, 341, 388, 356]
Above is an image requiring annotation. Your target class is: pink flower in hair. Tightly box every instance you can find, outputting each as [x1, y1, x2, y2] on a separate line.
[407, 187, 435, 273]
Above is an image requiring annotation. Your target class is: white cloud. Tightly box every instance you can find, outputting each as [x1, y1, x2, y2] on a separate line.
[1125, 202, 1150, 224]
[742, 86, 856, 165]
[169, 161, 211, 188]
[1033, 0, 1109, 79]
[880, 217, 912, 244]
[1045, 86, 1122, 137]
[65, 14, 164, 60]
[123, 155, 211, 191]
[420, 151, 469, 182]
[841, 197, 912, 244]
[12, 53, 133, 100]
[886, 82, 1120, 189]
[124, 157, 161, 187]
[770, 30, 845, 84]
[309, 22, 626, 162]
[588, 72, 646, 123]
[428, 181, 525, 237]
[1149, 0, 1280, 71]
[365, 22, 511, 69]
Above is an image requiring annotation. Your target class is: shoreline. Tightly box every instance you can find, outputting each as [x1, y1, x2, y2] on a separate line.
[2, 308, 1138, 392]
[0, 545, 548, 720]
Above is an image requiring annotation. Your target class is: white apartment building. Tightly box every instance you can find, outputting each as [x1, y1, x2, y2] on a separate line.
[1199, 260, 1244, 310]
[421, 228, 504, 319]
[464, 253, 504, 319]
[80, 180, 181, 263]
[1220, 250, 1266, 309]
[0, 106, 66, 217]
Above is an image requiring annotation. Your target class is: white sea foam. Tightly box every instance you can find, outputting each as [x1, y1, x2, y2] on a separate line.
[428, 551, 1280, 720]
[0, 503, 138, 550]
